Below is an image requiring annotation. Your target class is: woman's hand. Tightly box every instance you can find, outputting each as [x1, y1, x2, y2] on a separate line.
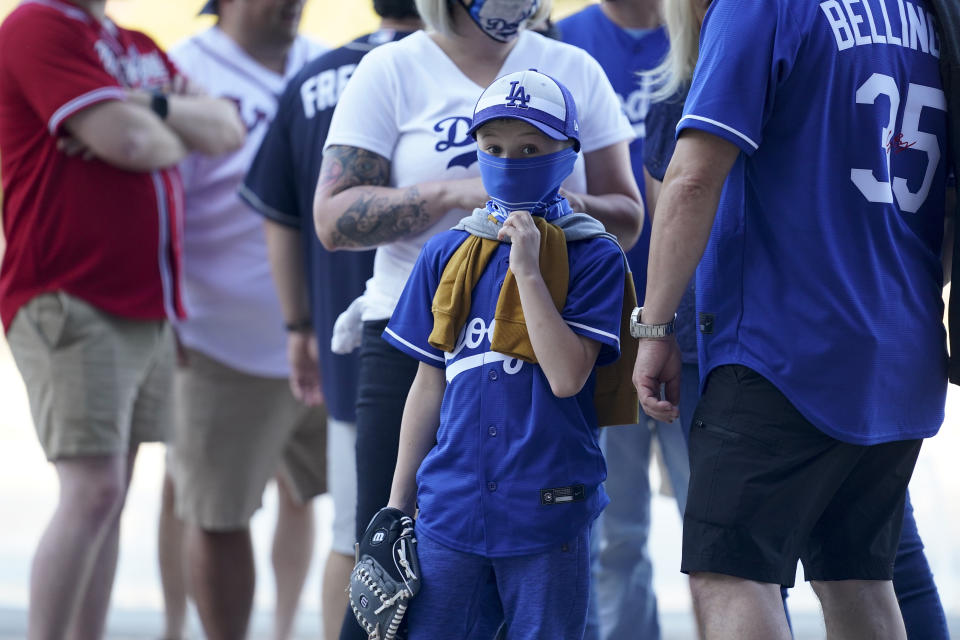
[497, 211, 541, 279]
[558, 188, 586, 213]
[442, 177, 490, 212]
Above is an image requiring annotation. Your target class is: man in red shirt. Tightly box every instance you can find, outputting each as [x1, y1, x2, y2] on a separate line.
[0, 1, 244, 638]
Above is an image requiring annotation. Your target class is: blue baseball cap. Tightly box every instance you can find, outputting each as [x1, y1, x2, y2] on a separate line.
[468, 69, 581, 152]
[199, 0, 218, 15]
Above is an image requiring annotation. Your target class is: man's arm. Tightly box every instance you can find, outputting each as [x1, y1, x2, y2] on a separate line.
[128, 88, 246, 156]
[313, 145, 488, 251]
[264, 219, 323, 406]
[63, 99, 188, 171]
[633, 130, 739, 421]
[560, 141, 644, 250]
[387, 362, 446, 515]
[499, 211, 603, 397]
[641, 130, 739, 323]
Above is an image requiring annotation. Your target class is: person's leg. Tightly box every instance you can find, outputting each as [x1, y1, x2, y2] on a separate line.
[66, 447, 139, 640]
[654, 417, 690, 516]
[27, 454, 127, 640]
[323, 552, 355, 640]
[272, 474, 315, 640]
[340, 321, 419, 640]
[171, 348, 307, 640]
[682, 366, 878, 639]
[892, 490, 949, 640]
[406, 531, 501, 640]
[273, 404, 328, 640]
[187, 526, 256, 640]
[811, 580, 905, 640]
[689, 573, 792, 640]
[581, 520, 601, 640]
[126, 324, 185, 640]
[801, 437, 922, 640]
[8, 294, 168, 640]
[158, 470, 188, 640]
[495, 529, 591, 640]
[323, 418, 358, 640]
[592, 422, 658, 640]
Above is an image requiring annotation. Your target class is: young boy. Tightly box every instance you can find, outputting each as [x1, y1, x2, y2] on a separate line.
[382, 69, 629, 640]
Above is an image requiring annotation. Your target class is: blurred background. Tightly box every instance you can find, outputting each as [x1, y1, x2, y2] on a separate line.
[0, 1, 957, 638]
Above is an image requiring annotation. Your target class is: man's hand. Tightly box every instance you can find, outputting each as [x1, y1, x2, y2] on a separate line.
[56, 136, 95, 161]
[169, 73, 205, 96]
[497, 211, 541, 279]
[633, 337, 682, 422]
[287, 330, 323, 406]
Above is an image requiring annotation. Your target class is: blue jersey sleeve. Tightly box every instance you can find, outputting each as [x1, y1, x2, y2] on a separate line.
[383, 235, 465, 368]
[240, 88, 300, 227]
[678, 0, 803, 155]
[562, 237, 625, 366]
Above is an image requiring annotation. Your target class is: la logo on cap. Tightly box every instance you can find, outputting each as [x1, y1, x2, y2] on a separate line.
[505, 81, 531, 108]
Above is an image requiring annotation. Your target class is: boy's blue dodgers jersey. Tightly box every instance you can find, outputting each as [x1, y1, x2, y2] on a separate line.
[558, 6, 668, 304]
[241, 31, 411, 422]
[680, 0, 949, 444]
[384, 229, 625, 557]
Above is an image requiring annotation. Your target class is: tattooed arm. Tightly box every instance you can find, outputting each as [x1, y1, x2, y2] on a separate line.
[313, 145, 488, 251]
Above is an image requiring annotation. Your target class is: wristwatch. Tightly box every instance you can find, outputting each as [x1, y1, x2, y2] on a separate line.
[629, 307, 675, 339]
[150, 91, 169, 120]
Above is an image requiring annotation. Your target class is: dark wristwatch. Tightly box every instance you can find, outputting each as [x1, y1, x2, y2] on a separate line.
[284, 319, 313, 333]
[629, 307, 676, 339]
[149, 91, 169, 120]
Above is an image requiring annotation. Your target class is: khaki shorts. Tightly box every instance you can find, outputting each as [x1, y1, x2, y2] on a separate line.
[171, 347, 327, 531]
[6, 292, 173, 460]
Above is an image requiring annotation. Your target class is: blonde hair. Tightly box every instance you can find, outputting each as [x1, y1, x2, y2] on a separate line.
[415, 0, 553, 39]
[645, 0, 706, 102]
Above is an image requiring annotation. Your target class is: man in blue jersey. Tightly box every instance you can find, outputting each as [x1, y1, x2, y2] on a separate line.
[632, 0, 949, 638]
[239, 3, 420, 638]
[557, 5, 683, 640]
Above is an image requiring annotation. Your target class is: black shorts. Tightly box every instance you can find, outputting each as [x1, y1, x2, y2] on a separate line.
[681, 365, 922, 587]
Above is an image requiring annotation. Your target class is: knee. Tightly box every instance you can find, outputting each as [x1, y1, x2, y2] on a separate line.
[811, 579, 897, 612]
[67, 474, 126, 525]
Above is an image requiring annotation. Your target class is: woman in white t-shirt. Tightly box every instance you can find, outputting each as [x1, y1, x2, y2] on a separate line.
[314, 3, 640, 635]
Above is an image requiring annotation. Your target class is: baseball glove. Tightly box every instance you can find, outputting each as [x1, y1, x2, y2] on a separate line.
[349, 507, 421, 640]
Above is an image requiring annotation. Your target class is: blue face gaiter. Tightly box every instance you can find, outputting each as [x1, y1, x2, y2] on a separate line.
[477, 146, 579, 223]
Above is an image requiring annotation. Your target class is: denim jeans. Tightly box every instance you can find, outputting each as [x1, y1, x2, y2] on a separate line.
[340, 319, 420, 640]
[584, 363, 699, 640]
[896, 490, 949, 639]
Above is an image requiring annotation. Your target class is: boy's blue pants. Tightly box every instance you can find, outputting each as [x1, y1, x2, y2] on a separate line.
[407, 526, 591, 640]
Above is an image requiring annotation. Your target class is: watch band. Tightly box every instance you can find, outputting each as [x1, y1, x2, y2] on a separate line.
[629, 307, 676, 339]
[150, 91, 169, 120]
[284, 319, 313, 333]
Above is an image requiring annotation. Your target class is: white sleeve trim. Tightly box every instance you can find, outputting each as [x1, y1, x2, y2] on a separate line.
[566, 321, 620, 346]
[238, 184, 299, 227]
[48, 87, 128, 134]
[383, 326, 445, 363]
[678, 115, 759, 151]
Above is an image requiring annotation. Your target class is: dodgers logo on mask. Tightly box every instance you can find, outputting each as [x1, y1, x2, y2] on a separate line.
[505, 81, 531, 108]
[459, 0, 540, 43]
